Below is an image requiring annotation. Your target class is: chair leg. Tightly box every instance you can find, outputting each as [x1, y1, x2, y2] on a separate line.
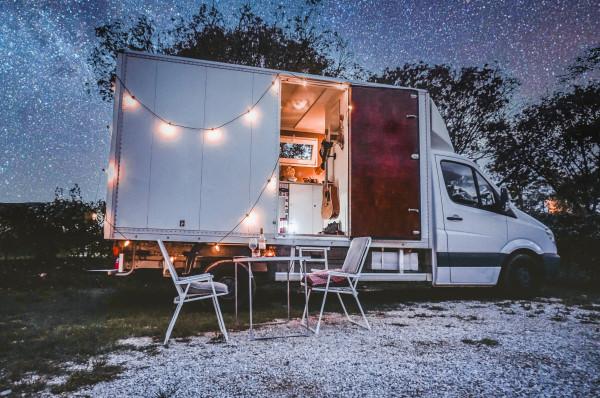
[353, 293, 371, 330]
[164, 299, 185, 345]
[315, 288, 329, 335]
[301, 288, 312, 325]
[337, 293, 351, 322]
[212, 296, 229, 342]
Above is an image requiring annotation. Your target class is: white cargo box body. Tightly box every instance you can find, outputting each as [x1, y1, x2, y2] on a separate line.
[105, 51, 433, 249]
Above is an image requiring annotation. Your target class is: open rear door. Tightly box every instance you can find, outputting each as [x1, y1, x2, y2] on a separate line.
[349, 86, 421, 239]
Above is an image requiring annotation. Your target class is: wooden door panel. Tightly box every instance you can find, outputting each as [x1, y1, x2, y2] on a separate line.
[350, 86, 420, 239]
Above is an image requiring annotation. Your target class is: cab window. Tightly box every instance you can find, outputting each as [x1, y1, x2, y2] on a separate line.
[440, 161, 478, 206]
[475, 171, 499, 210]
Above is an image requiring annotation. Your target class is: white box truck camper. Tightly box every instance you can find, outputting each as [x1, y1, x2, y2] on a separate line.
[105, 50, 559, 295]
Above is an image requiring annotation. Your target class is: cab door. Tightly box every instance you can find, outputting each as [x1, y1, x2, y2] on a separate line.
[436, 156, 507, 284]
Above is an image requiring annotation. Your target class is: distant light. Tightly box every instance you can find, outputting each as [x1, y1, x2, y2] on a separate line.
[124, 240, 131, 247]
[214, 244, 220, 252]
[170, 256, 175, 263]
[91, 212, 98, 221]
[206, 128, 222, 141]
[245, 109, 258, 123]
[122, 93, 138, 109]
[348, 105, 353, 111]
[159, 122, 177, 137]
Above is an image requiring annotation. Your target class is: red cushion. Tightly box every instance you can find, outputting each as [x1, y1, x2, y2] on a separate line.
[304, 271, 348, 287]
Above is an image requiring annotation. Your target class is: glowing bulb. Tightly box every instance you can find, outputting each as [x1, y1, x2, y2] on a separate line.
[302, 79, 307, 87]
[91, 212, 98, 221]
[122, 93, 138, 109]
[214, 244, 220, 252]
[159, 122, 177, 137]
[124, 240, 131, 247]
[244, 211, 257, 225]
[348, 105, 353, 112]
[271, 79, 280, 94]
[105, 163, 116, 183]
[170, 256, 175, 263]
[245, 109, 258, 123]
[206, 128, 221, 141]
[267, 177, 277, 191]
[292, 99, 308, 110]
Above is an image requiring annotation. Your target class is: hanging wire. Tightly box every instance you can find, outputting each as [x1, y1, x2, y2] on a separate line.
[114, 73, 279, 131]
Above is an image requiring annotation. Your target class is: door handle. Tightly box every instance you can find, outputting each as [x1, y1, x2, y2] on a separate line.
[446, 215, 463, 221]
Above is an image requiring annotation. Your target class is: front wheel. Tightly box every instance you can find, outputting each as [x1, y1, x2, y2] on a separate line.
[502, 253, 542, 295]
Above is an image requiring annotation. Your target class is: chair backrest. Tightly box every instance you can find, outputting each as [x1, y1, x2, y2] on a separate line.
[157, 240, 183, 293]
[340, 237, 372, 275]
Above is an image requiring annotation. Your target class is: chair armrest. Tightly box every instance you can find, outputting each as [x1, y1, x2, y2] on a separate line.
[327, 270, 358, 278]
[176, 273, 213, 284]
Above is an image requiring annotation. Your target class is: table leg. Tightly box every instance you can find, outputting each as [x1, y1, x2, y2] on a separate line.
[248, 262, 253, 338]
[234, 261, 238, 326]
[287, 247, 295, 320]
[302, 258, 310, 334]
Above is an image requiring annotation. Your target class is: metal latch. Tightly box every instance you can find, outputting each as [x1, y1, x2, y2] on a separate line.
[408, 208, 419, 213]
[411, 153, 419, 160]
[406, 114, 417, 119]
[412, 230, 421, 235]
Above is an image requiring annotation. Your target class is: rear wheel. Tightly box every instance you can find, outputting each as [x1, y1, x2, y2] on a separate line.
[503, 253, 541, 295]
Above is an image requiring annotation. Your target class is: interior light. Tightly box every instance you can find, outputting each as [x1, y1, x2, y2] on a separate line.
[159, 121, 177, 137]
[292, 99, 308, 110]
[122, 93, 138, 109]
[206, 128, 222, 141]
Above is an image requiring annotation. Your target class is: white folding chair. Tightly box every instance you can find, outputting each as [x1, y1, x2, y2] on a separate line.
[301, 237, 372, 334]
[157, 240, 229, 345]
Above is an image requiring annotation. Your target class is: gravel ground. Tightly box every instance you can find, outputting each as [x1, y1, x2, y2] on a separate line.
[59, 297, 600, 397]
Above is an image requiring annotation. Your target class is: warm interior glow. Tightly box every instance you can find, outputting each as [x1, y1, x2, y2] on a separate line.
[122, 93, 138, 109]
[206, 128, 222, 141]
[159, 122, 177, 137]
[292, 99, 308, 110]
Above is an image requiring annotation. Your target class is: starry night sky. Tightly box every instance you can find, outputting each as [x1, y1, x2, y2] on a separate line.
[1, 0, 598, 203]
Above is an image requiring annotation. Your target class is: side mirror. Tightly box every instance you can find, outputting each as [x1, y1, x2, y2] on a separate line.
[500, 187, 510, 210]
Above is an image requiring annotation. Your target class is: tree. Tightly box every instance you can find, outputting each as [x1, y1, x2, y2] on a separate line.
[89, 3, 358, 102]
[369, 63, 518, 160]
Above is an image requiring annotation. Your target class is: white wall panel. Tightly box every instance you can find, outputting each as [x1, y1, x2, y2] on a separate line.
[200, 68, 254, 232]
[146, 61, 206, 229]
[114, 57, 157, 228]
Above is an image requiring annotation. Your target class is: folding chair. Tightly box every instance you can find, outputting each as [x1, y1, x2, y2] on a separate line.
[157, 240, 229, 345]
[301, 237, 372, 334]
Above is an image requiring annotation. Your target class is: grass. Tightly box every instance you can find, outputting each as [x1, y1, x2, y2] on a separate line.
[50, 360, 124, 394]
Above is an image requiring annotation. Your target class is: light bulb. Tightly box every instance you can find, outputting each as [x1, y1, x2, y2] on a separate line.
[214, 244, 220, 252]
[245, 109, 258, 123]
[244, 211, 257, 225]
[122, 93, 138, 109]
[105, 163, 116, 183]
[124, 240, 131, 247]
[91, 212, 98, 221]
[206, 128, 221, 141]
[302, 79, 307, 87]
[159, 122, 177, 137]
[348, 105, 354, 111]
[267, 177, 277, 191]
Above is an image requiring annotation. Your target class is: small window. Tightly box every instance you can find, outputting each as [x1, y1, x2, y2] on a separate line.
[475, 171, 498, 210]
[441, 161, 478, 206]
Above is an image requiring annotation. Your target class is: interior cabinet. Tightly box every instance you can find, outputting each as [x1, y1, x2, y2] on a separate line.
[288, 183, 322, 234]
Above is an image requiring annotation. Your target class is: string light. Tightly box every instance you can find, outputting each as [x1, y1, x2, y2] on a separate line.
[214, 244, 220, 252]
[206, 128, 222, 141]
[245, 108, 258, 123]
[105, 163, 116, 183]
[124, 240, 131, 247]
[122, 93, 138, 109]
[91, 212, 98, 221]
[159, 121, 177, 137]
[348, 105, 354, 111]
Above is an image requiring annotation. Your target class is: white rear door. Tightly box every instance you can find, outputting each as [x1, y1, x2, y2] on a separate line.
[436, 156, 507, 284]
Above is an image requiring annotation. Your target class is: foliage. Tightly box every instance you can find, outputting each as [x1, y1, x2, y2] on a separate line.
[369, 62, 518, 160]
[489, 78, 600, 214]
[0, 185, 109, 259]
[560, 44, 600, 83]
[89, 2, 359, 101]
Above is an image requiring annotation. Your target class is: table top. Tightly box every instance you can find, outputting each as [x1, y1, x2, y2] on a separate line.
[233, 256, 311, 263]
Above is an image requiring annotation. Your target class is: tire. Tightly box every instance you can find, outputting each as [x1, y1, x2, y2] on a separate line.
[210, 263, 254, 308]
[503, 253, 541, 296]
